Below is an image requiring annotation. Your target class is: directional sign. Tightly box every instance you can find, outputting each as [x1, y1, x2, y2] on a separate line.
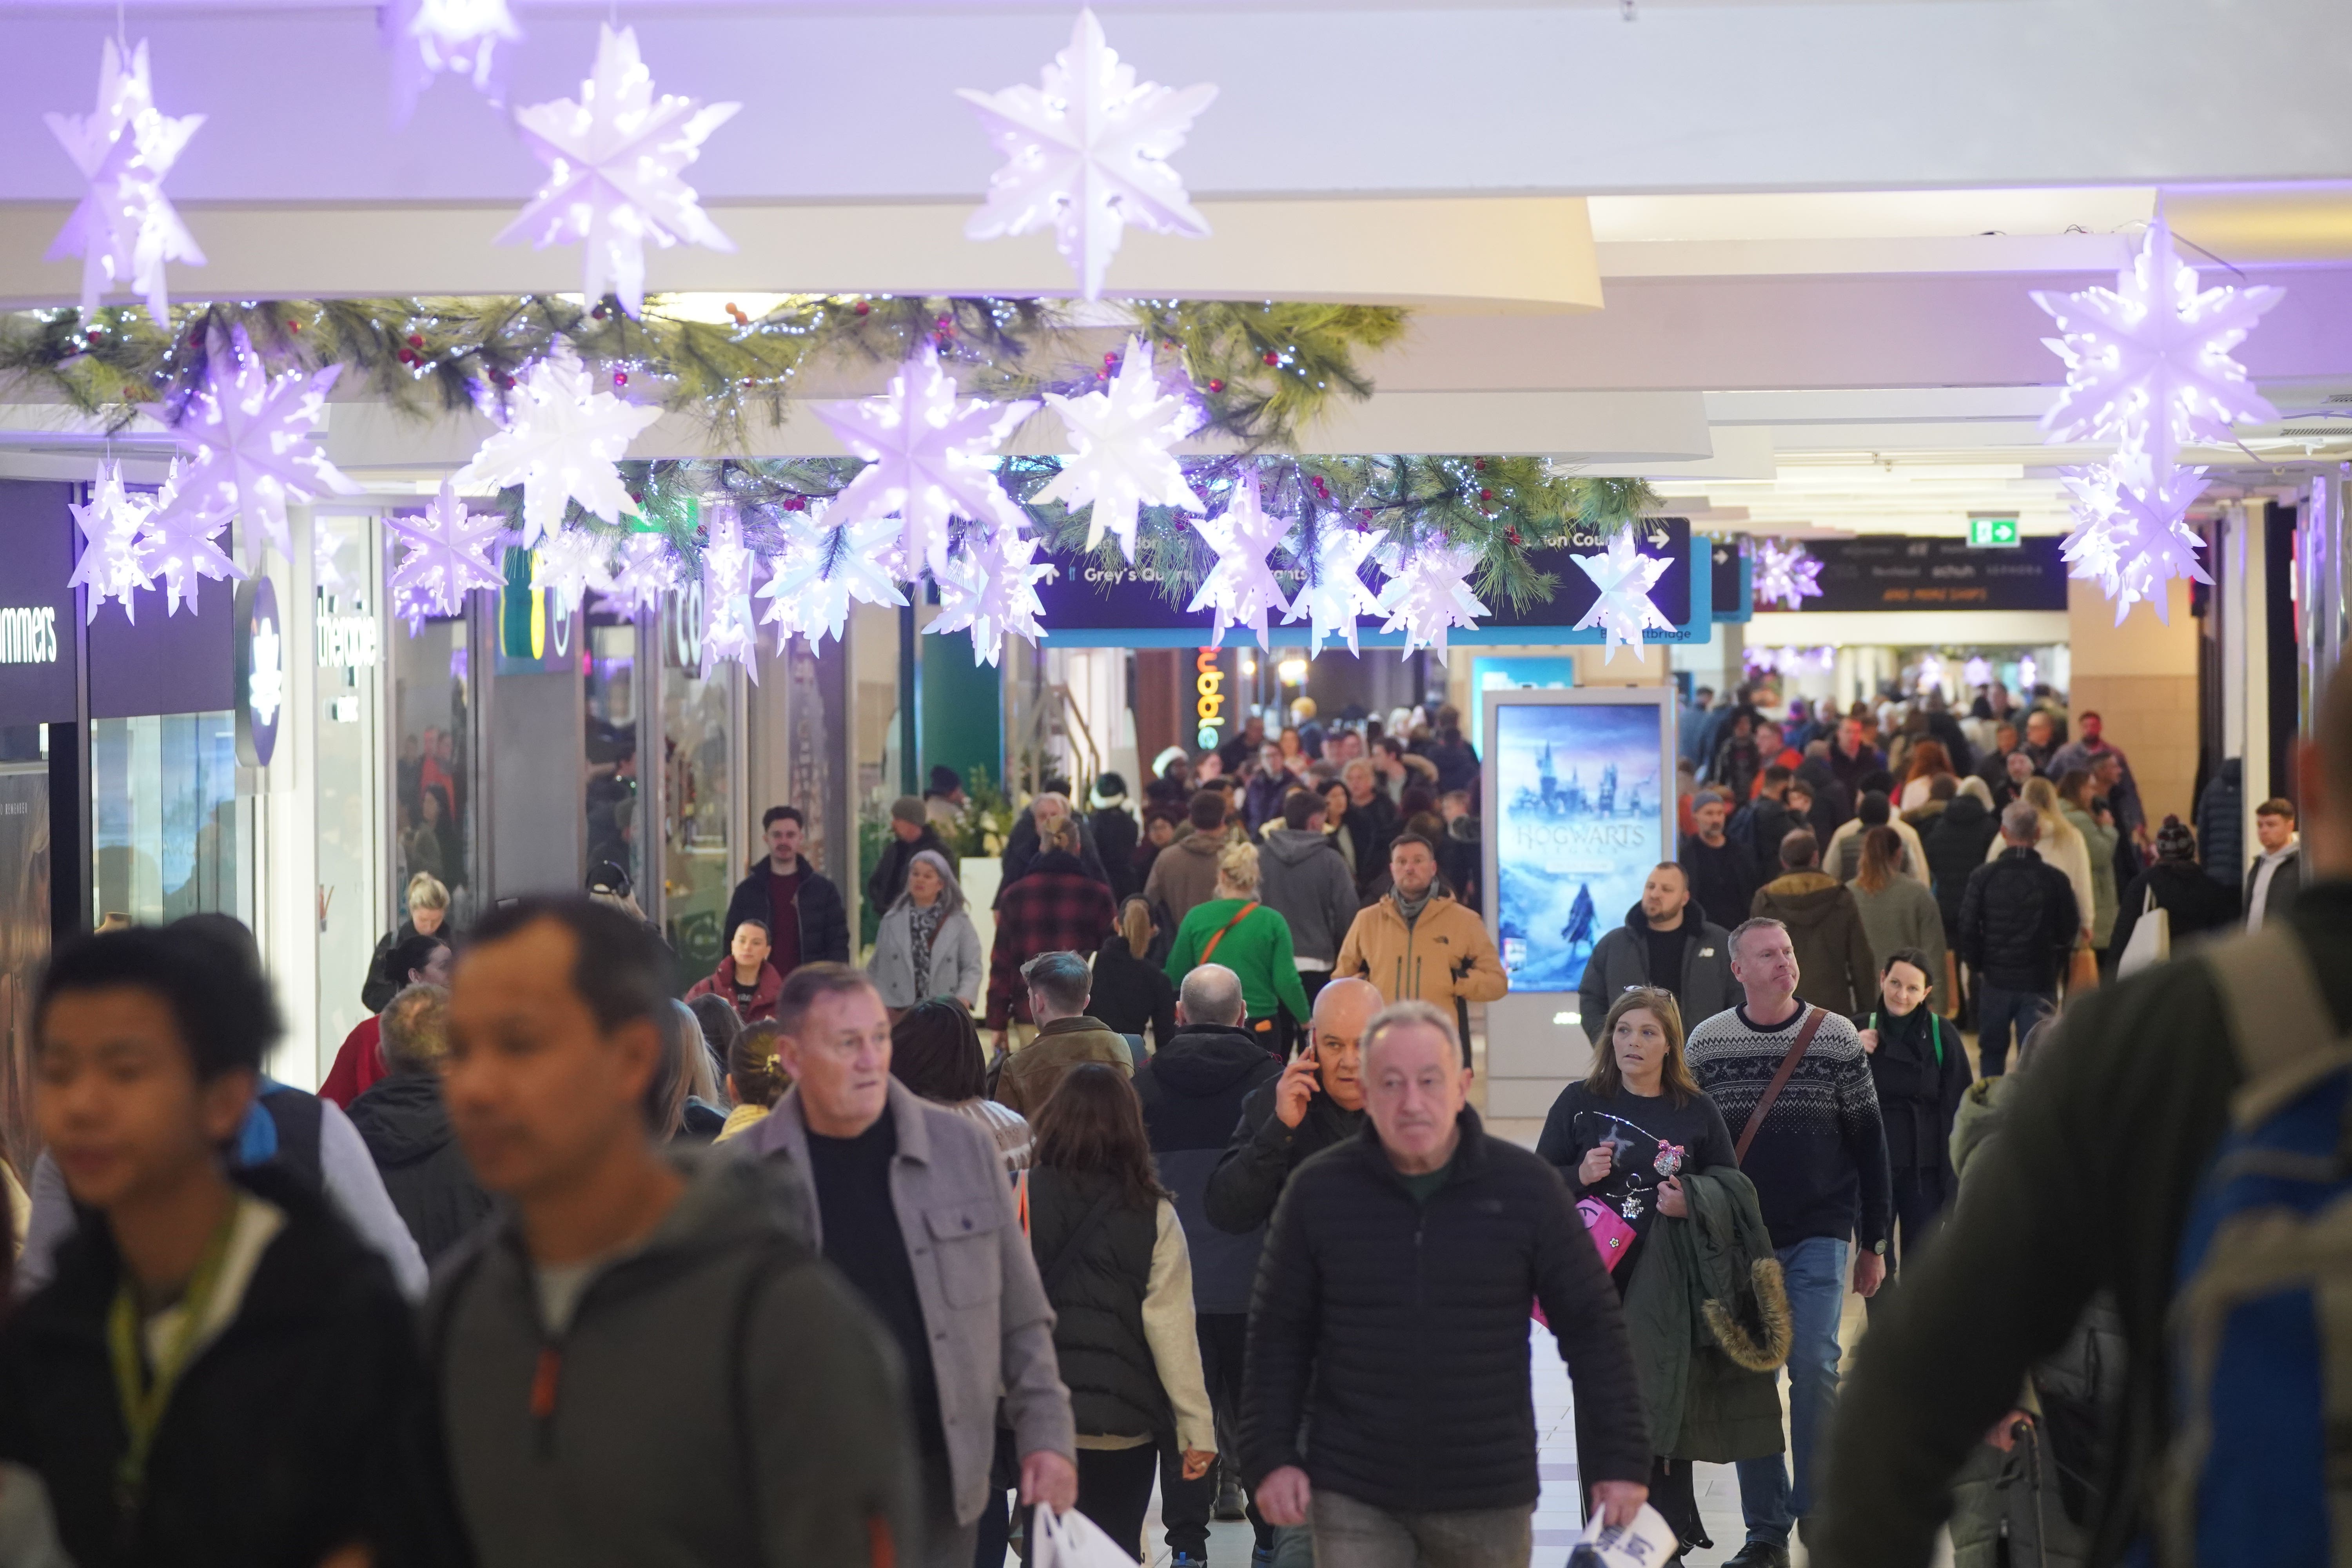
[1967, 514, 2021, 548]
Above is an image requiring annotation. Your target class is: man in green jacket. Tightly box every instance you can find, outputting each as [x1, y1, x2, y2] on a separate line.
[1812, 676, 2352, 1568]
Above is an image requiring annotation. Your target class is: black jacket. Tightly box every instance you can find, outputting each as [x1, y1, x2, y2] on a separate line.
[1241, 1108, 1651, 1510]
[1679, 831, 1761, 934]
[1850, 1004, 1971, 1177]
[722, 856, 850, 973]
[864, 826, 956, 916]
[1957, 847, 2080, 991]
[1577, 906, 1738, 1040]
[2110, 860, 2240, 961]
[1922, 794, 2001, 939]
[1134, 1025, 1283, 1315]
[1001, 810, 1112, 893]
[1091, 806, 1143, 904]
[1734, 793, 1802, 869]
[1342, 794, 1400, 898]
[1027, 1167, 1166, 1440]
[1203, 1071, 1363, 1236]
[345, 1071, 493, 1264]
[1085, 933, 1178, 1053]
[361, 919, 442, 1014]
[0, 1168, 464, 1568]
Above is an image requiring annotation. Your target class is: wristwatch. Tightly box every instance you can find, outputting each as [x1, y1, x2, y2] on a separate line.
[1871, 1239, 1889, 1256]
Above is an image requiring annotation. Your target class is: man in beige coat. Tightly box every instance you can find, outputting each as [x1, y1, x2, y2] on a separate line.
[1334, 834, 1507, 1053]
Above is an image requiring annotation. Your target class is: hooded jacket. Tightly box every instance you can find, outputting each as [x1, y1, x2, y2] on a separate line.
[1576, 906, 1738, 1039]
[1922, 792, 2000, 938]
[1748, 870, 1878, 1015]
[345, 1071, 492, 1264]
[1257, 828, 1361, 967]
[1334, 889, 1508, 1013]
[426, 1151, 918, 1568]
[1142, 831, 1227, 933]
[1133, 1025, 1284, 1314]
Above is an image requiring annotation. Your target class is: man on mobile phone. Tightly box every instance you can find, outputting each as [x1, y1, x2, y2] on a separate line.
[1203, 979, 1381, 1236]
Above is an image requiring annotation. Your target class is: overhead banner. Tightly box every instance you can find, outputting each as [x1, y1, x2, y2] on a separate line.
[1710, 536, 1753, 622]
[0, 482, 78, 726]
[1036, 516, 1710, 648]
[1787, 535, 2069, 613]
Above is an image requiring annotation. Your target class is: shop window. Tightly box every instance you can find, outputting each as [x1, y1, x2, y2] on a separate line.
[660, 585, 737, 978]
[389, 609, 478, 928]
[315, 514, 384, 1049]
[585, 615, 642, 897]
[92, 711, 244, 927]
[0, 725, 49, 1177]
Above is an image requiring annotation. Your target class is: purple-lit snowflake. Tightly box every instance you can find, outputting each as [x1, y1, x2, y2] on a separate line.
[1753, 539, 1822, 612]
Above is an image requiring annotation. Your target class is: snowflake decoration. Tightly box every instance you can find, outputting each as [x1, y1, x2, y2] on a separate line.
[1963, 656, 1993, 689]
[931, 527, 1056, 667]
[387, 0, 522, 116]
[1915, 653, 1947, 693]
[532, 526, 608, 620]
[1279, 523, 1382, 657]
[2059, 446, 2214, 628]
[1374, 539, 1488, 663]
[1185, 469, 1293, 650]
[1752, 538, 1823, 612]
[755, 507, 907, 653]
[137, 461, 243, 617]
[2033, 216, 2283, 457]
[67, 461, 155, 622]
[591, 533, 682, 618]
[496, 24, 739, 319]
[957, 7, 1217, 299]
[1034, 336, 1203, 557]
[1571, 530, 1675, 661]
[455, 347, 661, 546]
[45, 37, 205, 328]
[388, 481, 506, 618]
[141, 324, 358, 560]
[699, 507, 762, 681]
[815, 345, 1038, 577]
[313, 526, 351, 599]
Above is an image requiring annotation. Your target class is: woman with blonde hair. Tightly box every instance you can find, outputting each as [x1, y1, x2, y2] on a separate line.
[717, 1020, 789, 1143]
[1089, 896, 1178, 1052]
[1161, 842, 1313, 1044]
[361, 871, 452, 1013]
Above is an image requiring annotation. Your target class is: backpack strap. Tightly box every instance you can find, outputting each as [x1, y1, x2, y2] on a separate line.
[1198, 902, 1260, 965]
[2203, 925, 2352, 1128]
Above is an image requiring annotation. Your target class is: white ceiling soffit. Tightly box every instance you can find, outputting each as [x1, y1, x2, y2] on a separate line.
[1749, 608, 2072, 646]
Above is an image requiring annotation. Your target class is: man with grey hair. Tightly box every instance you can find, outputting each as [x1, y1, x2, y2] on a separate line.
[1135, 962, 1285, 1564]
[1245, 1000, 1651, 1563]
[1684, 917, 1891, 1568]
[993, 950, 1132, 1115]
[1956, 799, 2081, 1077]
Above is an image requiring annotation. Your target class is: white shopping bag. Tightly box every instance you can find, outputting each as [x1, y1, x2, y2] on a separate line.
[2117, 885, 2169, 979]
[1029, 1503, 1139, 1568]
[1567, 1502, 1681, 1568]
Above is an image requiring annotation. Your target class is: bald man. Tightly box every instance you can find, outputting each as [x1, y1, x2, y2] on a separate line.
[1203, 978, 1381, 1236]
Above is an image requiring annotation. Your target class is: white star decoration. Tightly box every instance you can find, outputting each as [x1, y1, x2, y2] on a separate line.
[1185, 469, 1293, 651]
[755, 506, 908, 653]
[592, 533, 682, 618]
[388, 481, 506, 619]
[815, 345, 1038, 577]
[67, 461, 156, 622]
[1375, 539, 1488, 664]
[1280, 523, 1382, 657]
[455, 348, 661, 546]
[389, 0, 522, 112]
[497, 25, 739, 318]
[45, 38, 205, 328]
[699, 508, 762, 681]
[931, 528, 1056, 667]
[532, 525, 608, 620]
[1752, 538, 1823, 612]
[958, 7, 1217, 300]
[142, 324, 358, 560]
[1571, 530, 1674, 661]
[1034, 336, 1203, 557]
[138, 461, 244, 617]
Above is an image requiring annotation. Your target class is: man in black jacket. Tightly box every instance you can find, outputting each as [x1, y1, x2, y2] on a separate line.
[1956, 801, 2080, 1076]
[1680, 789, 1762, 932]
[1577, 863, 1738, 1038]
[1204, 978, 1380, 1235]
[1134, 964, 1285, 1564]
[1244, 1000, 1651, 1557]
[1089, 774, 1143, 904]
[723, 805, 850, 982]
[866, 796, 958, 916]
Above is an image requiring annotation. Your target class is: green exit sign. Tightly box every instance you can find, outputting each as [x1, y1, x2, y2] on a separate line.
[1968, 515, 2021, 548]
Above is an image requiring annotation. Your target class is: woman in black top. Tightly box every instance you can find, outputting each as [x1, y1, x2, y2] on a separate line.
[1086, 898, 1179, 1054]
[1853, 947, 1972, 1322]
[1535, 986, 1736, 1553]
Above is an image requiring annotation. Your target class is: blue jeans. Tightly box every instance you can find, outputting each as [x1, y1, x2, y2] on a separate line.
[1736, 1236, 1848, 1545]
[1975, 982, 2054, 1077]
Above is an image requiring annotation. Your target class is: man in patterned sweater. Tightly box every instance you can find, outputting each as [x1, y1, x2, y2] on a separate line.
[1683, 916, 1893, 1568]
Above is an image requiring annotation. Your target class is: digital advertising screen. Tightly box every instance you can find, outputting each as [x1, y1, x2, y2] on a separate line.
[1485, 691, 1676, 996]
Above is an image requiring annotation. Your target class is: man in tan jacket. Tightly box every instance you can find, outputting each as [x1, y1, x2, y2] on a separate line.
[1335, 834, 1507, 1039]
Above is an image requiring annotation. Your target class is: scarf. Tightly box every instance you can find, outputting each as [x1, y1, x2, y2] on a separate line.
[1394, 884, 1434, 929]
[908, 900, 945, 995]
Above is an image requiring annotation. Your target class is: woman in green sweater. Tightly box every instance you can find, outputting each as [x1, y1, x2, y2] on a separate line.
[1163, 841, 1313, 1047]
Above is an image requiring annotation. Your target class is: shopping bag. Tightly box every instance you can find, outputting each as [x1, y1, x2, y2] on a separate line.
[1566, 1502, 1681, 1567]
[1029, 1503, 1138, 1568]
[2117, 886, 2169, 979]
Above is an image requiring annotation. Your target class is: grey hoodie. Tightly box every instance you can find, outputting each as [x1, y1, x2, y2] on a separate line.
[426, 1151, 918, 1568]
[1257, 828, 1361, 965]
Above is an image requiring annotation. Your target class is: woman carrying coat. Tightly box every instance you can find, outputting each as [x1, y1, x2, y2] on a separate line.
[1848, 826, 1950, 1015]
[869, 849, 984, 1015]
[1853, 948, 1971, 1321]
[1024, 1063, 1216, 1557]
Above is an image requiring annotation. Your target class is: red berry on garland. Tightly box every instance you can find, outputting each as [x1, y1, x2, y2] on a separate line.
[1207, 379, 1225, 394]
[1103, 351, 1120, 365]
[287, 319, 300, 333]
[784, 495, 808, 512]
[1474, 458, 1486, 471]
[1479, 488, 1492, 502]
[590, 305, 605, 320]
[1261, 350, 1279, 366]
[1507, 528, 1523, 546]
[936, 316, 953, 332]
[853, 301, 871, 316]
[407, 334, 425, 349]
[613, 371, 628, 387]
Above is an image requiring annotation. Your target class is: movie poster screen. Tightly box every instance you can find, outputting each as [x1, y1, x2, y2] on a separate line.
[1492, 698, 1671, 994]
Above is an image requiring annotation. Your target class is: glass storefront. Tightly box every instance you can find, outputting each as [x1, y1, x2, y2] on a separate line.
[0, 727, 50, 1177]
[314, 513, 385, 1048]
[389, 608, 478, 927]
[658, 585, 737, 979]
[92, 710, 244, 926]
[584, 613, 642, 895]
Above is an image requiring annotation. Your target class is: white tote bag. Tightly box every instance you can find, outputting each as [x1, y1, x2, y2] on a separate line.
[2117, 886, 2170, 979]
[1029, 1504, 1138, 1568]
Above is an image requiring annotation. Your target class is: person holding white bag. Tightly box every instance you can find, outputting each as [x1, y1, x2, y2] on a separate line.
[2111, 817, 2240, 976]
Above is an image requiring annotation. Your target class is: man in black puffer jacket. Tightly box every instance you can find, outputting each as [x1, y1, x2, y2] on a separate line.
[345, 982, 491, 1264]
[1134, 964, 1284, 1563]
[1243, 1000, 1652, 1556]
[1956, 801, 2080, 1076]
[1202, 978, 1380, 1235]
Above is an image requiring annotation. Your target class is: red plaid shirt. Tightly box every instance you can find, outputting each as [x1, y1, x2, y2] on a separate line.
[985, 863, 1118, 1027]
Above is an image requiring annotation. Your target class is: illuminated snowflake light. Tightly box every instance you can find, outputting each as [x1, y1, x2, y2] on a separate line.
[755, 506, 907, 652]
[138, 461, 243, 617]
[1374, 538, 1488, 663]
[592, 533, 682, 618]
[532, 526, 608, 620]
[455, 347, 661, 546]
[931, 526, 1055, 667]
[698, 506, 762, 680]
[388, 481, 506, 617]
[957, 7, 1216, 299]
[67, 461, 155, 621]
[1963, 656, 1993, 690]
[45, 37, 205, 328]
[1033, 336, 1203, 558]
[1752, 538, 1823, 612]
[388, 0, 522, 113]
[1571, 529, 1674, 661]
[1279, 523, 1382, 657]
[1185, 469, 1293, 651]
[142, 323, 358, 560]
